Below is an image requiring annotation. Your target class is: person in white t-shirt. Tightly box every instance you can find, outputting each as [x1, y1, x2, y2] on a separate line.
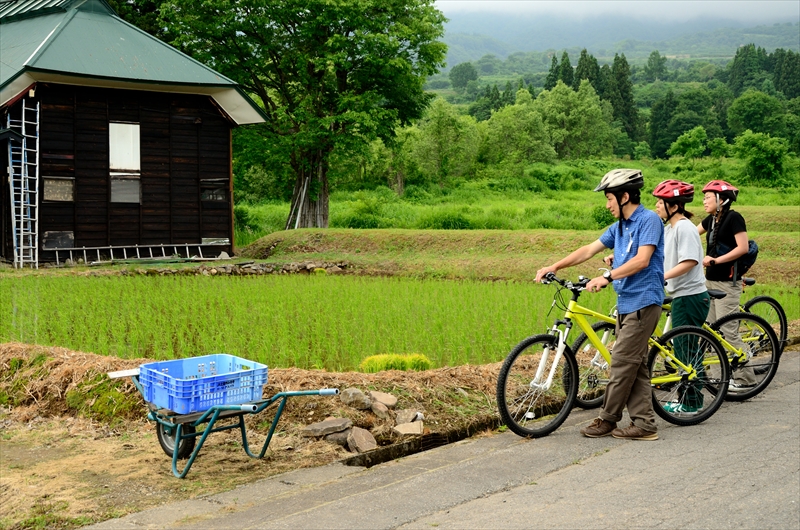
[653, 179, 710, 414]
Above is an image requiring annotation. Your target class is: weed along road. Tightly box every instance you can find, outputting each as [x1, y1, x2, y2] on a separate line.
[91, 349, 799, 530]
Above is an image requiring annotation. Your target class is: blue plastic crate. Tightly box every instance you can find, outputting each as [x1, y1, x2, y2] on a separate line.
[139, 354, 268, 414]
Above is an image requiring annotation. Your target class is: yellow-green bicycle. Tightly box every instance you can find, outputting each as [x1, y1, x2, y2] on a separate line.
[496, 272, 730, 438]
[571, 290, 781, 412]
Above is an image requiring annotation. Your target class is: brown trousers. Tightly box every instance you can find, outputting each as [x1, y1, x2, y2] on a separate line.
[598, 304, 661, 432]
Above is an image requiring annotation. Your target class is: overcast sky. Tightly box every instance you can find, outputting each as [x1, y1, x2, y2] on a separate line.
[435, 1, 800, 23]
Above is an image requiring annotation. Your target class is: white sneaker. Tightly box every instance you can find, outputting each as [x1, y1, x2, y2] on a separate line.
[728, 381, 756, 392]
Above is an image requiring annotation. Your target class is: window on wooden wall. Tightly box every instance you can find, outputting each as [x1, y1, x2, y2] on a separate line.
[109, 122, 141, 203]
[201, 178, 229, 201]
[43, 177, 74, 202]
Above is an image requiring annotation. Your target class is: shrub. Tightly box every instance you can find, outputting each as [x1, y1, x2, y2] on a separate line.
[417, 210, 474, 230]
[592, 205, 616, 228]
[359, 353, 432, 373]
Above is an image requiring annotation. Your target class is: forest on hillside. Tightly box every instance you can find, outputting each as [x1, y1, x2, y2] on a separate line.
[105, 0, 798, 233]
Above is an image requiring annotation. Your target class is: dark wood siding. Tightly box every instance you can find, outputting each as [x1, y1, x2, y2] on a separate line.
[1, 83, 234, 261]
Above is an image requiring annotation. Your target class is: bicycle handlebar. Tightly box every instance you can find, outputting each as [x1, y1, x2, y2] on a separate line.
[540, 272, 592, 291]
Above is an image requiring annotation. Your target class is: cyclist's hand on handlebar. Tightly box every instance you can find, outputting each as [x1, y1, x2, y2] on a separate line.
[586, 275, 610, 293]
[535, 266, 557, 283]
[603, 254, 614, 267]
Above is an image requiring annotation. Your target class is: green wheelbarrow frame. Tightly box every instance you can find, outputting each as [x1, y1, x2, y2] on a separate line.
[127, 373, 338, 478]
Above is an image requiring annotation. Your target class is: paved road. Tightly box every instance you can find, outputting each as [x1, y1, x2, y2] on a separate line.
[91, 350, 799, 530]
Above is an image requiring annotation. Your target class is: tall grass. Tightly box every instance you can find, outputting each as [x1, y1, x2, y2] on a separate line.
[235, 157, 799, 241]
[0, 275, 619, 370]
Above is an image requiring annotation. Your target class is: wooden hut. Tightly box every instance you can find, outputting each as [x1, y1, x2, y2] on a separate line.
[0, 0, 265, 267]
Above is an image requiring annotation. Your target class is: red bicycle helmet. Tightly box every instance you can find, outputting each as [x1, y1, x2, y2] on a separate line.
[702, 180, 739, 201]
[652, 180, 694, 203]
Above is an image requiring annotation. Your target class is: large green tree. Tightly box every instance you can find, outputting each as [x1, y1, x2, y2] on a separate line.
[649, 90, 678, 158]
[160, 0, 447, 228]
[449, 62, 478, 90]
[728, 89, 786, 137]
[533, 80, 615, 159]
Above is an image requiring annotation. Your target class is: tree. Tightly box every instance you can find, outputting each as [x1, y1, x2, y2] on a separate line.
[644, 50, 668, 82]
[161, 0, 446, 228]
[107, 0, 174, 41]
[559, 51, 574, 88]
[728, 44, 768, 95]
[449, 62, 478, 91]
[544, 55, 559, 90]
[648, 90, 677, 158]
[482, 90, 555, 165]
[410, 99, 481, 187]
[727, 90, 786, 137]
[533, 80, 615, 159]
[668, 126, 707, 158]
[573, 49, 600, 91]
[609, 53, 639, 140]
[733, 130, 789, 182]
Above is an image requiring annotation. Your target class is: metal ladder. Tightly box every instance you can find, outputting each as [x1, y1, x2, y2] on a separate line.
[6, 99, 40, 269]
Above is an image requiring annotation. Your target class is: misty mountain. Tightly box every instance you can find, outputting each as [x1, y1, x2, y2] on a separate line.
[442, 12, 800, 67]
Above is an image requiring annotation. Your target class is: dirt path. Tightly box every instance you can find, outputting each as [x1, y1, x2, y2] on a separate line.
[0, 343, 499, 529]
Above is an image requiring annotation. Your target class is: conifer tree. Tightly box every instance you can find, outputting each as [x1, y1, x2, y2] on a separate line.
[610, 53, 639, 140]
[596, 64, 613, 101]
[544, 55, 559, 90]
[559, 51, 574, 88]
[728, 44, 762, 96]
[649, 90, 678, 158]
[573, 49, 600, 91]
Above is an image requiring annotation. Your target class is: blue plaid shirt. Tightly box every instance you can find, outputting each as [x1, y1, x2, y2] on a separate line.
[599, 205, 665, 315]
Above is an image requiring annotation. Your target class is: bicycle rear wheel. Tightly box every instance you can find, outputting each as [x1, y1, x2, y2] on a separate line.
[496, 334, 578, 438]
[569, 321, 614, 409]
[743, 296, 788, 354]
[649, 326, 729, 426]
[710, 312, 780, 401]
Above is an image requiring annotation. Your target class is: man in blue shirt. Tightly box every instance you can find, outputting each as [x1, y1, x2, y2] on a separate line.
[535, 169, 664, 440]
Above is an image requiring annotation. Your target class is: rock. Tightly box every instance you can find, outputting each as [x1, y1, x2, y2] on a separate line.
[393, 422, 423, 436]
[368, 391, 397, 409]
[340, 388, 372, 410]
[347, 427, 377, 453]
[395, 409, 422, 425]
[327, 265, 342, 273]
[300, 417, 353, 437]
[324, 428, 351, 447]
[218, 251, 230, 260]
[456, 387, 469, 398]
[371, 401, 390, 419]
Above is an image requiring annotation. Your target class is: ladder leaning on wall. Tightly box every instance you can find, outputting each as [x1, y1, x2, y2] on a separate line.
[6, 98, 40, 269]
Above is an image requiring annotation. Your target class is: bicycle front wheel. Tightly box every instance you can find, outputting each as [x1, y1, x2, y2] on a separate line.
[743, 295, 788, 354]
[496, 334, 578, 438]
[710, 312, 780, 401]
[569, 321, 614, 409]
[649, 326, 729, 426]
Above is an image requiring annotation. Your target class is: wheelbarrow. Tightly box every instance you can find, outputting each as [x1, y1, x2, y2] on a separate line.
[108, 354, 338, 478]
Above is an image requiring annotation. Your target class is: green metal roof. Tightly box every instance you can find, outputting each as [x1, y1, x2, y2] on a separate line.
[0, 0, 266, 124]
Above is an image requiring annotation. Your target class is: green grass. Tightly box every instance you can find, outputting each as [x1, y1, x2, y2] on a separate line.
[0, 274, 617, 370]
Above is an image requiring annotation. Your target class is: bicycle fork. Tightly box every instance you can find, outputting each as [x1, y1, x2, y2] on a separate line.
[531, 322, 571, 391]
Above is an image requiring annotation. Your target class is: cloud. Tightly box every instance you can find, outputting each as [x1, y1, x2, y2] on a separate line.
[435, 0, 799, 23]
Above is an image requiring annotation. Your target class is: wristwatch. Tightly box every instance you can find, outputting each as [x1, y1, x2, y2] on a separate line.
[602, 270, 613, 282]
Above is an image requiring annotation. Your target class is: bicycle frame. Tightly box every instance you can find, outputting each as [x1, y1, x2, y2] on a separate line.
[660, 303, 748, 366]
[538, 278, 697, 393]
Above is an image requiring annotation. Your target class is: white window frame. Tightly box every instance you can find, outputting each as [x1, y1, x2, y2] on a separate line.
[109, 122, 141, 204]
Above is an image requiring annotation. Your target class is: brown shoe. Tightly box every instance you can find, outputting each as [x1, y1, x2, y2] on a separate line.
[611, 422, 658, 441]
[580, 418, 616, 438]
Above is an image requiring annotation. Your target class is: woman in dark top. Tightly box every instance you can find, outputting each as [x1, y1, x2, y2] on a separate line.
[697, 180, 754, 391]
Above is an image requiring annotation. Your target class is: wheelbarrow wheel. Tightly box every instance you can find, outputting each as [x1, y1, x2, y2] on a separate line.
[156, 423, 196, 459]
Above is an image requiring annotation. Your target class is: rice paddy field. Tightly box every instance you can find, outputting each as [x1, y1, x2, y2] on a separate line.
[0, 274, 615, 370]
[2, 268, 797, 371]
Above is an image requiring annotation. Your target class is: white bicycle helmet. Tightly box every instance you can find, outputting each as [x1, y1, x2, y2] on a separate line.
[594, 169, 644, 193]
